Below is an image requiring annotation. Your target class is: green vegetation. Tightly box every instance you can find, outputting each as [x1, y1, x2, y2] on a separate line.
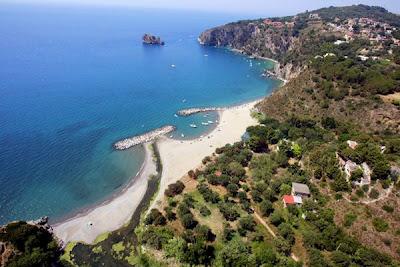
[0, 222, 61, 266]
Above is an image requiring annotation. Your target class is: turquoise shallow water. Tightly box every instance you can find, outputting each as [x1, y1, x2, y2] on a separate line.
[0, 4, 280, 224]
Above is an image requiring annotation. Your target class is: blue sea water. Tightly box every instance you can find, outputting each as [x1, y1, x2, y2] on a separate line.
[0, 4, 280, 224]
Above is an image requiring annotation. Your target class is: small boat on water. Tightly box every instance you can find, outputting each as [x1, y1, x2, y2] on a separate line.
[190, 124, 197, 128]
[182, 99, 187, 103]
[181, 133, 185, 137]
[207, 120, 214, 124]
[204, 54, 208, 57]
[174, 114, 178, 118]
[171, 64, 176, 68]
[201, 122, 209, 126]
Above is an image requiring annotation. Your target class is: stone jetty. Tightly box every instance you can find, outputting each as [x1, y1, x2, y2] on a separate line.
[177, 107, 224, 116]
[114, 125, 175, 150]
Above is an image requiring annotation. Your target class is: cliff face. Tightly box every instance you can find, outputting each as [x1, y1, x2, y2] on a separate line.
[198, 22, 302, 80]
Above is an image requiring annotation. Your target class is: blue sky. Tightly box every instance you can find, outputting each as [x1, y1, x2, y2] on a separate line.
[4, 0, 400, 16]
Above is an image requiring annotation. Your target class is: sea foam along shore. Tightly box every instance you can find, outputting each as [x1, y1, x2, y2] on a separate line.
[53, 143, 156, 244]
[148, 99, 260, 212]
[53, 100, 259, 244]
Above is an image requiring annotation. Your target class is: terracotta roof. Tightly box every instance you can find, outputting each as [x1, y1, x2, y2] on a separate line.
[283, 195, 295, 204]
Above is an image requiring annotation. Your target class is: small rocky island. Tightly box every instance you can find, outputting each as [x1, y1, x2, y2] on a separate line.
[142, 34, 165, 45]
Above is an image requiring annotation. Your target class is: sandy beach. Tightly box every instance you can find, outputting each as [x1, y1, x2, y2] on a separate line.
[53, 144, 156, 245]
[149, 100, 259, 211]
[53, 100, 258, 244]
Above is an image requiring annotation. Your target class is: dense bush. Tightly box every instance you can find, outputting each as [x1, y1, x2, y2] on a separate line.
[165, 181, 185, 197]
[145, 209, 167, 226]
[0, 222, 61, 267]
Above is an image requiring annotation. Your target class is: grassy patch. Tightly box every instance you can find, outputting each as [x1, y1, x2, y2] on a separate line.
[112, 241, 125, 253]
[60, 242, 77, 266]
[343, 213, 357, 228]
[372, 217, 389, 232]
[93, 231, 110, 244]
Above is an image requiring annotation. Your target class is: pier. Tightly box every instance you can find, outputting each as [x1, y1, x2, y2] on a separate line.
[177, 107, 224, 116]
[114, 125, 176, 150]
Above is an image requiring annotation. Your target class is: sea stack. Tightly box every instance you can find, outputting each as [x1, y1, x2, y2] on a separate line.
[142, 34, 165, 45]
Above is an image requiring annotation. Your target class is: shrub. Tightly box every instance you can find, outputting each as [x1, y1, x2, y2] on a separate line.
[369, 189, 379, 199]
[382, 204, 394, 213]
[343, 213, 357, 228]
[372, 217, 389, 232]
[200, 206, 211, 217]
[165, 181, 185, 197]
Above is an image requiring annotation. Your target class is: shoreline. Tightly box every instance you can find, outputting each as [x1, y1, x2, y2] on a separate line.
[52, 99, 261, 245]
[53, 143, 156, 245]
[148, 99, 260, 212]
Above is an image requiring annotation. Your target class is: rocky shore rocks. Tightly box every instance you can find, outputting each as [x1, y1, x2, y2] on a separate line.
[114, 125, 175, 150]
[142, 34, 165, 45]
[177, 107, 223, 116]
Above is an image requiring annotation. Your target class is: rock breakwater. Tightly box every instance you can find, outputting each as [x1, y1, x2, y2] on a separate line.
[177, 107, 224, 116]
[114, 126, 175, 150]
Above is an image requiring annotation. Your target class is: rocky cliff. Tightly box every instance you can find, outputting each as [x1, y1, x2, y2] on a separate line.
[198, 21, 303, 80]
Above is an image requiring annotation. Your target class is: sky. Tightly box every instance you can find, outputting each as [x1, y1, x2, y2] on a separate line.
[3, 0, 400, 16]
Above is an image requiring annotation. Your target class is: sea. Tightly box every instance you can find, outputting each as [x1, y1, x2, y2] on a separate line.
[0, 4, 280, 224]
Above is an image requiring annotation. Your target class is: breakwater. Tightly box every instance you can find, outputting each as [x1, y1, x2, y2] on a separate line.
[114, 125, 176, 150]
[177, 107, 224, 116]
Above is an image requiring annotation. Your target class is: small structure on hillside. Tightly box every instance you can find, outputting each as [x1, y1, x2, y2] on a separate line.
[291, 182, 310, 198]
[283, 195, 302, 207]
[347, 140, 358, 150]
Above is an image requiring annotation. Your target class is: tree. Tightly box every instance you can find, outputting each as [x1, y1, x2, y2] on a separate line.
[180, 213, 198, 229]
[239, 216, 256, 232]
[164, 181, 185, 197]
[217, 238, 255, 267]
[0, 222, 61, 267]
[145, 209, 166, 226]
[278, 223, 295, 245]
[227, 183, 239, 196]
[164, 237, 186, 260]
[269, 210, 284, 226]
[260, 200, 274, 216]
[273, 237, 291, 255]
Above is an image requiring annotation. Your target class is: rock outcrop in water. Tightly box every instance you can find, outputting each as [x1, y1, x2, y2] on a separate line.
[142, 34, 165, 45]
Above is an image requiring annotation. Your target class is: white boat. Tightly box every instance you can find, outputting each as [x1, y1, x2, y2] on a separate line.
[189, 124, 197, 128]
[201, 122, 209, 126]
[207, 120, 214, 124]
[182, 99, 186, 103]
[174, 114, 178, 117]
[181, 133, 185, 137]
[204, 54, 208, 57]
[171, 64, 176, 68]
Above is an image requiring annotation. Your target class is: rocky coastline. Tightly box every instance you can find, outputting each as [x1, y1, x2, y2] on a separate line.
[114, 125, 175, 150]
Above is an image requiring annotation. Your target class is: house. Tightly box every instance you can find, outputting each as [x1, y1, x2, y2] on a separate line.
[282, 195, 302, 207]
[347, 140, 358, 149]
[292, 182, 310, 198]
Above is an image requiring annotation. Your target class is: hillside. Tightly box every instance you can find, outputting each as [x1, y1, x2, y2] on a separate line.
[2, 4, 400, 267]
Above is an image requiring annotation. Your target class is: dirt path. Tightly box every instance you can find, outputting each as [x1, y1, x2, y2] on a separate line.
[343, 184, 393, 204]
[253, 212, 276, 238]
[253, 212, 300, 262]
